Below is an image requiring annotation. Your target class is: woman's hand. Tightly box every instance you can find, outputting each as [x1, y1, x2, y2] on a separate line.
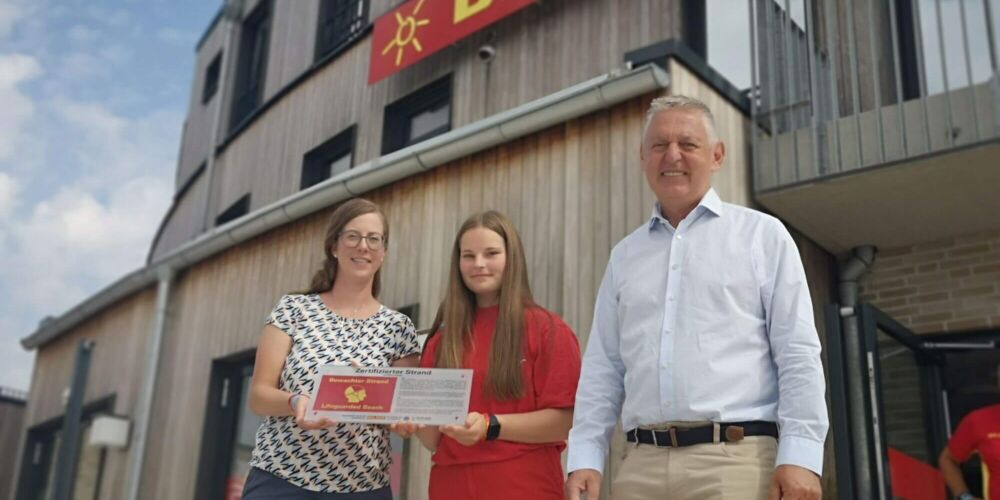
[440, 412, 488, 446]
[293, 394, 336, 430]
[389, 422, 424, 438]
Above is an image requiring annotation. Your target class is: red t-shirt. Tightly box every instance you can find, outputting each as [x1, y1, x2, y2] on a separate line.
[420, 304, 582, 466]
[948, 404, 1000, 499]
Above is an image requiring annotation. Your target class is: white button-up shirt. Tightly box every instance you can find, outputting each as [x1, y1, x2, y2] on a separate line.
[567, 189, 828, 475]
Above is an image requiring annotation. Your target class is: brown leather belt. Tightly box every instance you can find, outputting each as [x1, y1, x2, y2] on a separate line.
[625, 421, 778, 447]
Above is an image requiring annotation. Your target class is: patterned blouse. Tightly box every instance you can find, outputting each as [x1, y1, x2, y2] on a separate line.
[248, 294, 421, 492]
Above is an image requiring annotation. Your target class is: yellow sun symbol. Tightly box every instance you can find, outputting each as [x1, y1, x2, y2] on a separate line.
[382, 0, 431, 66]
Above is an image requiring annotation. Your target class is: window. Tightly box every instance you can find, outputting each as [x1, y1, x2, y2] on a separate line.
[396, 303, 419, 325]
[215, 194, 250, 227]
[301, 126, 355, 190]
[15, 399, 113, 500]
[202, 52, 222, 104]
[315, 0, 369, 62]
[230, 1, 271, 131]
[381, 75, 452, 154]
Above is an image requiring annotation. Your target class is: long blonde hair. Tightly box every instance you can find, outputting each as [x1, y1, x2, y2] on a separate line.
[429, 211, 534, 401]
[303, 198, 388, 296]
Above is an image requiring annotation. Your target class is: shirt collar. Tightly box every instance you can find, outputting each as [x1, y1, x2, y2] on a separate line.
[648, 188, 723, 230]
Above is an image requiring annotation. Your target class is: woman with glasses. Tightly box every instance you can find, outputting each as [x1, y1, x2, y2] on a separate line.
[405, 210, 582, 500]
[242, 198, 420, 499]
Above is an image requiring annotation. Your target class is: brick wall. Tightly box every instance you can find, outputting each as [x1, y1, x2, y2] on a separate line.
[860, 229, 1000, 334]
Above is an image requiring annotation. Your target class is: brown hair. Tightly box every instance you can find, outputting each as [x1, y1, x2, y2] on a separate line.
[429, 210, 534, 401]
[303, 198, 388, 296]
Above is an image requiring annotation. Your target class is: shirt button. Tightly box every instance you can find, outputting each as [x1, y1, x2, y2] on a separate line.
[671, 264, 679, 270]
[668, 296, 675, 302]
[676, 234, 683, 240]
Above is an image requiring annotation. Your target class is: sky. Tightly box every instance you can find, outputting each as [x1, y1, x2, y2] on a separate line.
[0, 0, 220, 391]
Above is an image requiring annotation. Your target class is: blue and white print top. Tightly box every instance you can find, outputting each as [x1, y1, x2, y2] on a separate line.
[248, 293, 420, 493]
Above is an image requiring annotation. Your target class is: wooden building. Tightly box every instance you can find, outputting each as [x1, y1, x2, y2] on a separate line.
[24, 1, 971, 499]
[0, 387, 27, 500]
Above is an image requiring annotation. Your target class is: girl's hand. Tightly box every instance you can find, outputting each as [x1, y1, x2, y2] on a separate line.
[389, 422, 425, 438]
[440, 412, 488, 446]
[293, 395, 336, 430]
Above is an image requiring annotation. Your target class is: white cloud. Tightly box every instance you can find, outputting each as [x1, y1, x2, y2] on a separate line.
[0, 53, 41, 160]
[0, 0, 23, 38]
[0, 171, 16, 220]
[0, 97, 179, 391]
[6, 178, 170, 296]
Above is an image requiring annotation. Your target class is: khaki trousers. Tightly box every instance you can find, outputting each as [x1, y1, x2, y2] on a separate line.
[611, 423, 777, 500]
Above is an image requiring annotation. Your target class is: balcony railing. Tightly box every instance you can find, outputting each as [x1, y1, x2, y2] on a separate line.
[750, 0, 1000, 192]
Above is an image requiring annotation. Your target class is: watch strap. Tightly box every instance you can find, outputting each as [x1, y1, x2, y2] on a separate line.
[485, 413, 501, 441]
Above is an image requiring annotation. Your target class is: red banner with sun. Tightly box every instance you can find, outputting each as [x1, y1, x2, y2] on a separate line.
[368, 0, 535, 84]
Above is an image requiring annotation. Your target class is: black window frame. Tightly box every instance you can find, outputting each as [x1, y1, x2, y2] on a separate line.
[15, 397, 114, 500]
[215, 193, 250, 227]
[202, 51, 222, 105]
[315, 0, 369, 62]
[381, 75, 452, 155]
[301, 126, 356, 190]
[230, 0, 272, 131]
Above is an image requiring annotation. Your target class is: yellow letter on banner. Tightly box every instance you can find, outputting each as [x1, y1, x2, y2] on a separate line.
[454, 0, 493, 23]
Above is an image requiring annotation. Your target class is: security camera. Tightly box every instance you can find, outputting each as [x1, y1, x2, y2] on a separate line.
[478, 44, 496, 63]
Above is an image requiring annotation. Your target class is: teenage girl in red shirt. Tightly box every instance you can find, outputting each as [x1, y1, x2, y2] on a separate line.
[403, 210, 582, 499]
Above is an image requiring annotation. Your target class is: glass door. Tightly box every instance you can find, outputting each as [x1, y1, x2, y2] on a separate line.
[857, 304, 996, 500]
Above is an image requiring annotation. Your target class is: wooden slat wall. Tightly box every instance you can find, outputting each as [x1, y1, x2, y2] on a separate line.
[138, 72, 767, 498]
[201, 0, 683, 228]
[0, 400, 26, 500]
[21, 288, 157, 500]
[177, 21, 224, 190]
[150, 173, 209, 262]
[26, 52, 841, 499]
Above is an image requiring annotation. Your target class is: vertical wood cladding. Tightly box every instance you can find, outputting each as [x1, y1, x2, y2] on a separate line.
[160, 0, 684, 258]
[28, 52, 840, 498]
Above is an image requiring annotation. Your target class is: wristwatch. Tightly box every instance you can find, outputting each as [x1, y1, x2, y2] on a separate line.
[957, 492, 974, 500]
[485, 414, 501, 441]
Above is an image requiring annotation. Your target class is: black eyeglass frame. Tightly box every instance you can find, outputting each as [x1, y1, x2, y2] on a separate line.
[337, 230, 386, 249]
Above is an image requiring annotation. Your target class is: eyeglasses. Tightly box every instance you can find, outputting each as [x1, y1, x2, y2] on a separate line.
[338, 230, 385, 250]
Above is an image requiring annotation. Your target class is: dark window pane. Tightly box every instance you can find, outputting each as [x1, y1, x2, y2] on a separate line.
[228, 367, 263, 489]
[202, 52, 222, 104]
[230, 1, 271, 130]
[382, 75, 452, 154]
[215, 194, 250, 226]
[315, 0, 369, 61]
[301, 126, 355, 190]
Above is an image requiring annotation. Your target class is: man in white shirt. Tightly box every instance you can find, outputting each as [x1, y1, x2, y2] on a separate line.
[565, 95, 827, 500]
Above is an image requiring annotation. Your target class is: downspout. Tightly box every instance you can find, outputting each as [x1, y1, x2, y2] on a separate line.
[837, 245, 877, 499]
[124, 266, 173, 500]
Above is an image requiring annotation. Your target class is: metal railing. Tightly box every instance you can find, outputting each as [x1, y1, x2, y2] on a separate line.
[750, 0, 1000, 192]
